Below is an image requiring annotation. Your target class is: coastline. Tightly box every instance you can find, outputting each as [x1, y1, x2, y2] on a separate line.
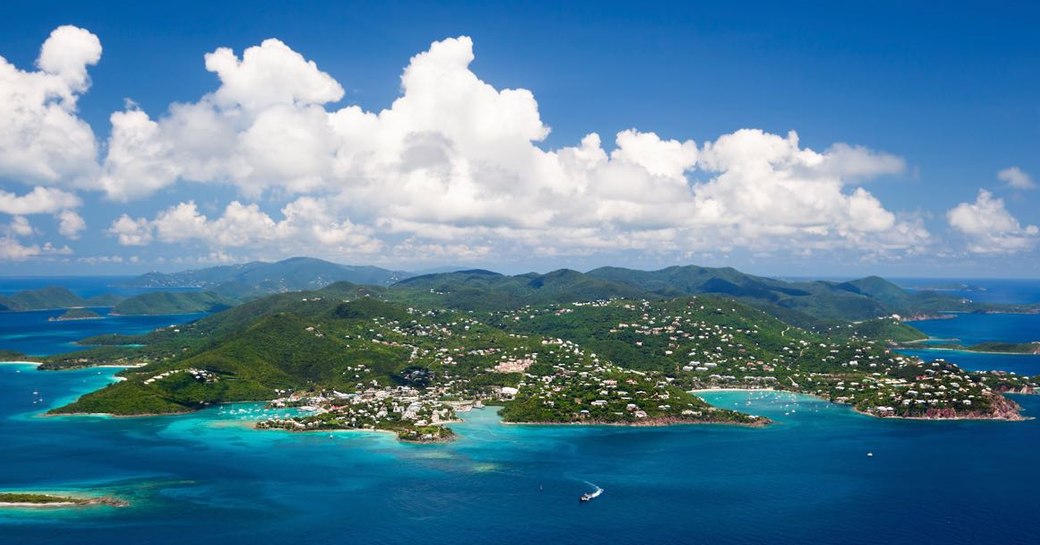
[689, 387, 777, 393]
[0, 492, 128, 509]
[500, 416, 770, 428]
[852, 406, 1032, 422]
[897, 345, 1040, 356]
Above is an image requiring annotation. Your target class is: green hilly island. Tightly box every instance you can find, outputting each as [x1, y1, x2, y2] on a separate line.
[36, 266, 1038, 440]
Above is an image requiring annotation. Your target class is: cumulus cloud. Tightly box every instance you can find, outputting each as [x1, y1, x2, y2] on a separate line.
[0, 28, 934, 262]
[95, 35, 923, 261]
[997, 166, 1035, 190]
[947, 189, 1038, 253]
[0, 26, 100, 187]
[110, 198, 380, 254]
[0, 238, 71, 261]
[7, 216, 35, 237]
[0, 186, 81, 214]
[57, 209, 86, 239]
[107, 214, 153, 246]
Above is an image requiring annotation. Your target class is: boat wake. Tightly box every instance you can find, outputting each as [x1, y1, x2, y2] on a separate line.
[580, 481, 603, 502]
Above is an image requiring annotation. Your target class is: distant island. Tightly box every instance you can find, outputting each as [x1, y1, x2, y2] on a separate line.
[0, 492, 127, 508]
[49, 308, 102, 322]
[28, 261, 1037, 441]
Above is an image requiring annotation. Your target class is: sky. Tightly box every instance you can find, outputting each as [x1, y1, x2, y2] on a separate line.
[0, 0, 1038, 278]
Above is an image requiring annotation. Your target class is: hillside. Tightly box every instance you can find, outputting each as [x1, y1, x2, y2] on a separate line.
[122, 257, 412, 296]
[391, 266, 1033, 324]
[110, 291, 236, 315]
[0, 287, 123, 311]
[389, 268, 647, 310]
[46, 284, 1036, 425]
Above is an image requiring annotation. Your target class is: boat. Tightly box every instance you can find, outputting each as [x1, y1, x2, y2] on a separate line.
[579, 483, 603, 503]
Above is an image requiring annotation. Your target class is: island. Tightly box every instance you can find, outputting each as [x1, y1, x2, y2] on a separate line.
[0, 492, 127, 508]
[49, 308, 103, 322]
[22, 266, 1038, 441]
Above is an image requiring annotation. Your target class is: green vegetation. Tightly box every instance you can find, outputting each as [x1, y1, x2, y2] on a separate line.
[40, 280, 1038, 429]
[0, 286, 122, 311]
[0, 349, 31, 362]
[0, 492, 127, 507]
[50, 308, 102, 321]
[968, 342, 1040, 354]
[9, 263, 1033, 439]
[121, 256, 412, 296]
[388, 266, 1038, 326]
[111, 291, 234, 315]
[0, 493, 81, 504]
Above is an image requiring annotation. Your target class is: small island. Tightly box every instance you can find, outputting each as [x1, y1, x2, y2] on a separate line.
[49, 308, 103, 322]
[0, 492, 128, 508]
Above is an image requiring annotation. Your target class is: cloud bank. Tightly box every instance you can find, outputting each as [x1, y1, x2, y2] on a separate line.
[2, 26, 1033, 264]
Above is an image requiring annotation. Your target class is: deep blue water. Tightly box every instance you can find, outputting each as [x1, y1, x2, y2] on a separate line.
[0, 276, 206, 356]
[896, 278, 1040, 305]
[910, 313, 1040, 345]
[0, 309, 206, 357]
[2, 277, 1039, 545]
[899, 303, 1040, 375]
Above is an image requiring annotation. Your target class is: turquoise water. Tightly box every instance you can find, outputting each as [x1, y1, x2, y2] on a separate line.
[2, 278, 1040, 544]
[1, 364, 1038, 545]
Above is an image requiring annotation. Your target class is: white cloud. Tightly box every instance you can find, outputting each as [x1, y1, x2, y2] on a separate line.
[0, 238, 41, 260]
[0, 238, 72, 261]
[58, 209, 86, 239]
[0, 186, 81, 214]
[96, 35, 926, 260]
[204, 39, 344, 111]
[109, 198, 381, 255]
[0, 30, 929, 262]
[947, 189, 1038, 253]
[0, 26, 100, 187]
[7, 216, 35, 237]
[997, 166, 1035, 190]
[99, 38, 345, 200]
[108, 214, 153, 246]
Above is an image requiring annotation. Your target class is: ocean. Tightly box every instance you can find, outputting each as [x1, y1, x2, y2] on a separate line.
[1, 278, 1038, 545]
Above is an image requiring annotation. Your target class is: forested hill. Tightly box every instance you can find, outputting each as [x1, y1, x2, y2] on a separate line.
[387, 266, 1032, 325]
[0, 287, 120, 312]
[44, 281, 1035, 423]
[121, 257, 412, 297]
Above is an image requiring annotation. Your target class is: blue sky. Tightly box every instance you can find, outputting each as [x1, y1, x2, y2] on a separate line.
[0, 0, 1037, 277]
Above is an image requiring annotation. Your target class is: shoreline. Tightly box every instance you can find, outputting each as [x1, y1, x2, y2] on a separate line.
[852, 406, 1032, 422]
[897, 345, 1040, 357]
[689, 387, 777, 393]
[500, 416, 770, 428]
[0, 492, 128, 509]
